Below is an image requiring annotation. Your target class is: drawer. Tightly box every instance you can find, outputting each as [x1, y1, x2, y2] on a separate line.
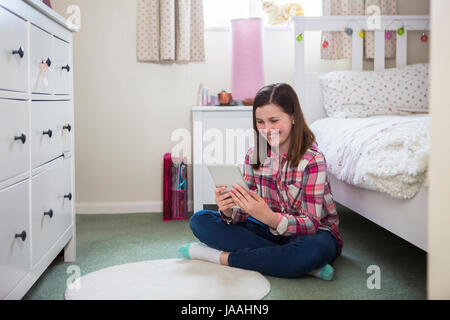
[54, 37, 72, 95]
[0, 6, 28, 93]
[0, 179, 31, 299]
[31, 101, 73, 168]
[31, 158, 72, 266]
[30, 24, 54, 94]
[0, 99, 30, 182]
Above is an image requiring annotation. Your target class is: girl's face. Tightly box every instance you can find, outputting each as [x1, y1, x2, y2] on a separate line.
[255, 104, 295, 152]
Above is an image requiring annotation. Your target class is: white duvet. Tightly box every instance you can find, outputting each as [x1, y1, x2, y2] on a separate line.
[310, 115, 430, 199]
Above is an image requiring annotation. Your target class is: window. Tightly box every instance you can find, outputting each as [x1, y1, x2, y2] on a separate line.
[204, 0, 249, 28]
[204, 0, 322, 28]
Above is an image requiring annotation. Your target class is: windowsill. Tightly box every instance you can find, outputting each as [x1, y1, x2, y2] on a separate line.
[205, 25, 294, 31]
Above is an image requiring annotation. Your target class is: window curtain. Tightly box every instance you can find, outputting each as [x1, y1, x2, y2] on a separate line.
[321, 0, 397, 60]
[137, 0, 205, 63]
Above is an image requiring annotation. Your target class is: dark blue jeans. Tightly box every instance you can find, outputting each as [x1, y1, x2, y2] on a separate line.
[190, 210, 339, 278]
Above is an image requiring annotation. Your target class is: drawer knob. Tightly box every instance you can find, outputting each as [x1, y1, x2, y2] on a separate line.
[62, 64, 71, 72]
[15, 230, 27, 242]
[12, 47, 25, 58]
[14, 133, 27, 144]
[64, 193, 73, 201]
[43, 129, 53, 138]
[41, 57, 52, 67]
[63, 124, 72, 132]
[44, 209, 54, 218]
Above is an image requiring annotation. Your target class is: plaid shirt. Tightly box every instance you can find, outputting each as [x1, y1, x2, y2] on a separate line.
[221, 143, 343, 255]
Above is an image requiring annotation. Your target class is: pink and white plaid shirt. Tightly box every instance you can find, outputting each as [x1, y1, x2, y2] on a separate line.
[221, 143, 343, 255]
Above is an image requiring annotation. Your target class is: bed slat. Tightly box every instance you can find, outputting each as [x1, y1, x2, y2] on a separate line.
[396, 29, 408, 68]
[374, 30, 386, 71]
[352, 28, 363, 71]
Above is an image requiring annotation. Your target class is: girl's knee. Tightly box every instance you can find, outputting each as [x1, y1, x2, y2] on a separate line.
[189, 211, 205, 232]
[189, 210, 219, 234]
[189, 211, 226, 248]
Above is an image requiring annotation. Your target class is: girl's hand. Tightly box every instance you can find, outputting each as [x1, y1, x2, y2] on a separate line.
[214, 186, 236, 217]
[229, 185, 277, 226]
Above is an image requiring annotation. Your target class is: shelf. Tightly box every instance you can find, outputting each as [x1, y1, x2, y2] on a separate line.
[192, 106, 253, 112]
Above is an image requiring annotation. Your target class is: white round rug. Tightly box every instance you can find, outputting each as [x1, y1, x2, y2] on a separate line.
[65, 259, 271, 300]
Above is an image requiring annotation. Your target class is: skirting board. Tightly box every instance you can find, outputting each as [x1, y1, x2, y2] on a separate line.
[76, 201, 193, 215]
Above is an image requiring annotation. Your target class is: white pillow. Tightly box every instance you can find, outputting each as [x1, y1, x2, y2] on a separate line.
[319, 63, 430, 118]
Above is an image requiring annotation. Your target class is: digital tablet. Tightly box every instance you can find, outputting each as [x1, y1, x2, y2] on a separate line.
[207, 165, 249, 194]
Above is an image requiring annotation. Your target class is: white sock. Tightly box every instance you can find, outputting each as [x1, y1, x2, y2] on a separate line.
[308, 264, 334, 281]
[179, 242, 222, 264]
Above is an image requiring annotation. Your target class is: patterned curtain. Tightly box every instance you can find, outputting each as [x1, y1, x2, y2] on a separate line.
[321, 0, 397, 60]
[137, 0, 205, 63]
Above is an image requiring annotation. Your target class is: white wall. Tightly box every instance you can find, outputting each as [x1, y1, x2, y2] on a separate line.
[50, 0, 429, 213]
[428, 0, 450, 300]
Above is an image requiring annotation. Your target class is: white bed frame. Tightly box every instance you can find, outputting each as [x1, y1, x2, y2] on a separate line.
[292, 15, 430, 252]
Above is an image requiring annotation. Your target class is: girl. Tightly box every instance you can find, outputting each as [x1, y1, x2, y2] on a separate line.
[179, 83, 343, 280]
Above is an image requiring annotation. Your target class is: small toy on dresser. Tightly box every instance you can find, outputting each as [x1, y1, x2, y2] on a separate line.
[262, 1, 304, 26]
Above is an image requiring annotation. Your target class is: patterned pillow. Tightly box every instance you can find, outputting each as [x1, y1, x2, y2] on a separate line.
[318, 63, 430, 118]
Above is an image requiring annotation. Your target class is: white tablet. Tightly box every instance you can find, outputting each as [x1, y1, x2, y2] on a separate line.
[207, 165, 249, 194]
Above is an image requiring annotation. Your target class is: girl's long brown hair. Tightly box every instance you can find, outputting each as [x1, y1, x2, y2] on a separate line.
[251, 83, 316, 170]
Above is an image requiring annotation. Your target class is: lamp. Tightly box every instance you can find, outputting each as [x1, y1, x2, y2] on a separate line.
[231, 18, 265, 102]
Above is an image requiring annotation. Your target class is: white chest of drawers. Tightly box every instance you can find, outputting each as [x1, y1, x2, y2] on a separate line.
[0, 0, 78, 300]
[192, 106, 254, 213]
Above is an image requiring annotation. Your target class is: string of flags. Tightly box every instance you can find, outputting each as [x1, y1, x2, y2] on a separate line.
[296, 23, 429, 46]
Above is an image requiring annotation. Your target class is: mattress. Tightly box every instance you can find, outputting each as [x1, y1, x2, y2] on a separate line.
[310, 114, 430, 200]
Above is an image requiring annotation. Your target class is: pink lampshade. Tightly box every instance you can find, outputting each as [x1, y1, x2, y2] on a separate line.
[231, 18, 265, 101]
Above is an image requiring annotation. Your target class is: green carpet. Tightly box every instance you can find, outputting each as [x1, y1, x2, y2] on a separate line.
[23, 204, 426, 300]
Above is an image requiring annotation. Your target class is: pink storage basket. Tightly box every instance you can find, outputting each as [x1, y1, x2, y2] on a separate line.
[164, 154, 188, 221]
[163, 153, 173, 222]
